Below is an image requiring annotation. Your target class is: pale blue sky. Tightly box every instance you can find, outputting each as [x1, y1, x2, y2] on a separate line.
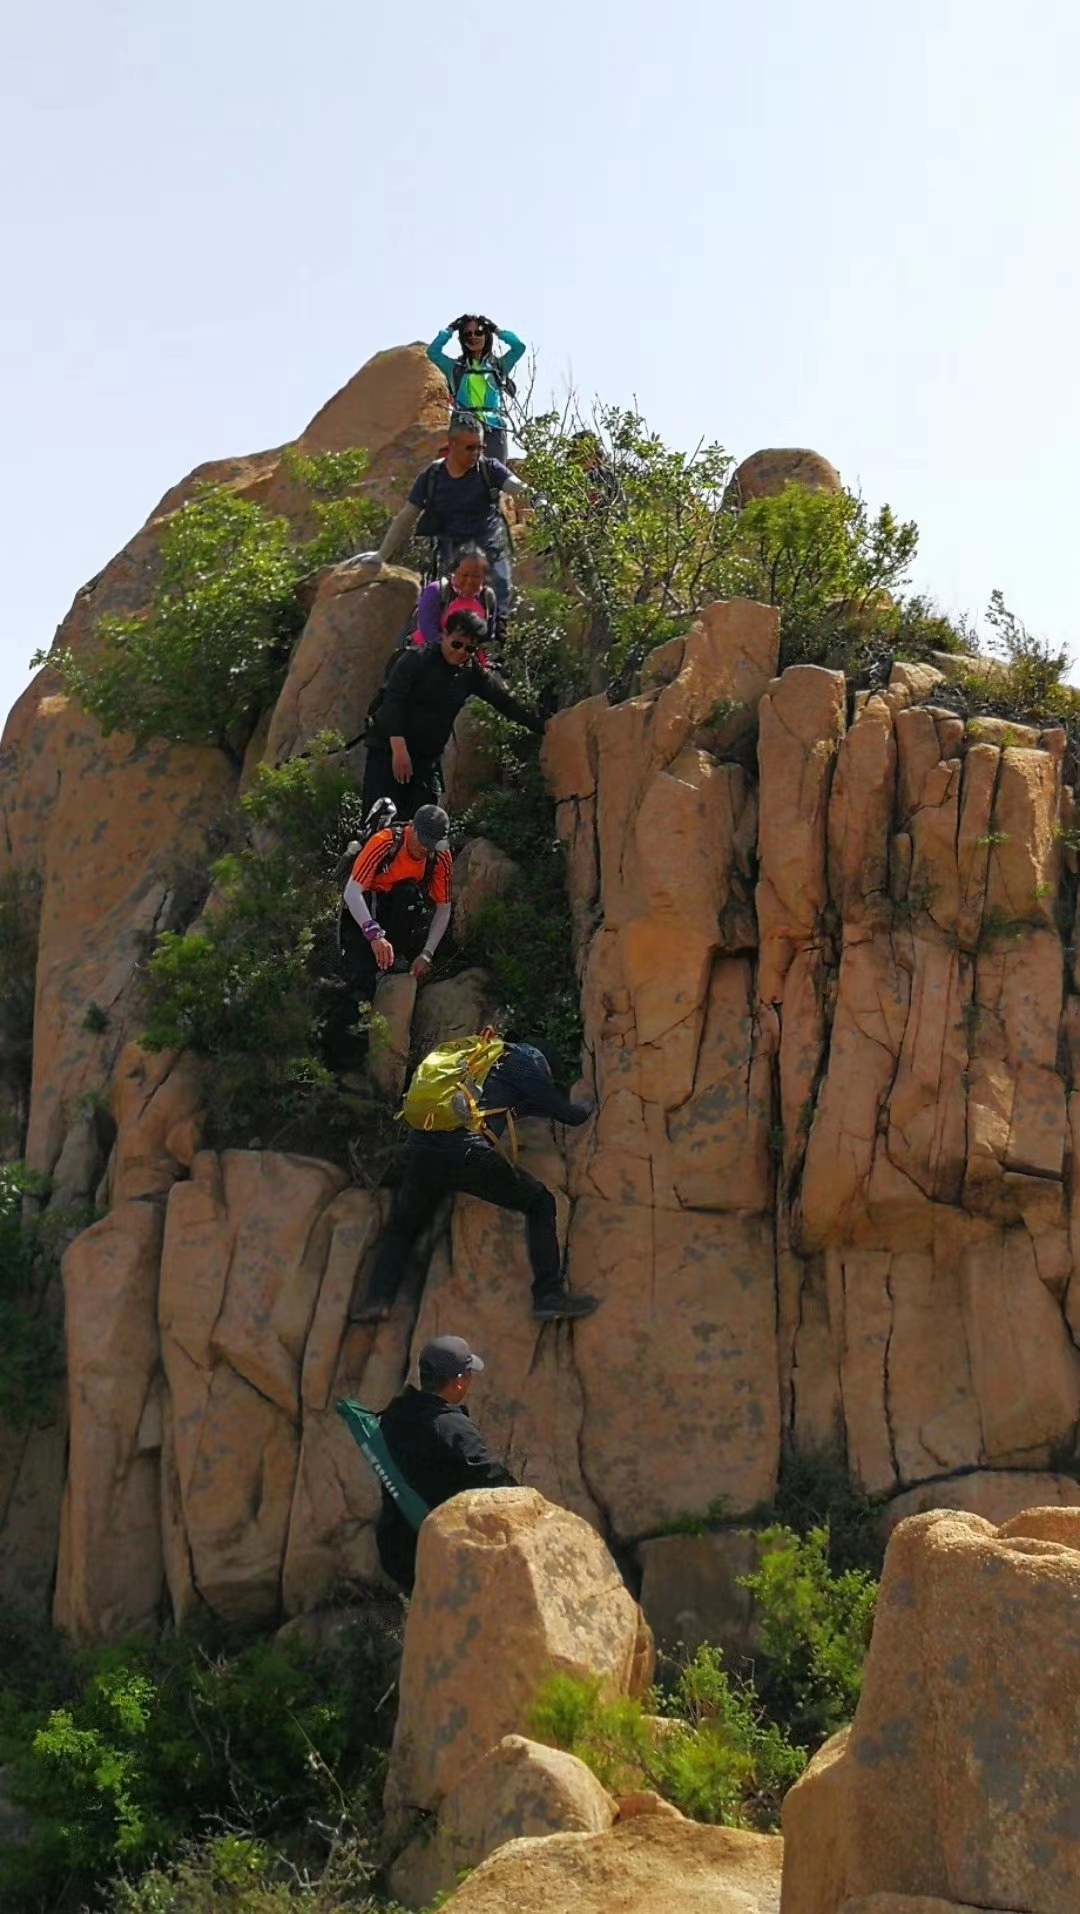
[3, 0, 1078, 728]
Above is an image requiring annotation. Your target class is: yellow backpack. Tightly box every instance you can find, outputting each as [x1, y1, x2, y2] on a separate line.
[399, 1032, 510, 1144]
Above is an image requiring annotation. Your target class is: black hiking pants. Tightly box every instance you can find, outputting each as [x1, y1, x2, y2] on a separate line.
[362, 743, 443, 818]
[364, 1134, 562, 1310]
[326, 888, 433, 1069]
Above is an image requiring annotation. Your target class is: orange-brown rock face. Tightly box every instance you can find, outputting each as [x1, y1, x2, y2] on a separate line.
[0, 347, 454, 1617]
[781, 1507, 1080, 1913]
[9, 352, 1080, 1639]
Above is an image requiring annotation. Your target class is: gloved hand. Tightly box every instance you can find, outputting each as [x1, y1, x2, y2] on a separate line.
[345, 550, 384, 570]
[448, 315, 469, 332]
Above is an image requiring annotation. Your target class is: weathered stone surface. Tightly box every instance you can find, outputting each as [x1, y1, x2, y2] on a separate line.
[452, 837, 521, 944]
[886, 1469, 1080, 1530]
[440, 1811, 783, 1913]
[756, 665, 845, 1002]
[410, 966, 502, 1053]
[159, 1150, 347, 1623]
[296, 341, 450, 464]
[839, 1897, 999, 1912]
[386, 1488, 653, 1812]
[637, 1529, 762, 1662]
[781, 1508, 1080, 1914]
[390, 1735, 615, 1909]
[264, 569, 417, 765]
[367, 971, 416, 1102]
[54, 1202, 165, 1638]
[571, 1202, 780, 1528]
[732, 447, 842, 502]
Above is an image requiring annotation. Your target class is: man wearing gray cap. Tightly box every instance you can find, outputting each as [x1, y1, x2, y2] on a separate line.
[339, 801, 454, 1007]
[375, 1335, 517, 1593]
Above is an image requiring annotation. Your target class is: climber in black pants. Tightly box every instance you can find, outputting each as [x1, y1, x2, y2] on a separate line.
[353, 1044, 601, 1325]
[362, 610, 542, 815]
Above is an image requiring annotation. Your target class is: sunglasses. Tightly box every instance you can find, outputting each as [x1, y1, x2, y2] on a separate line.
[462, 326, 485, 337]
[447, 637, 479, 654]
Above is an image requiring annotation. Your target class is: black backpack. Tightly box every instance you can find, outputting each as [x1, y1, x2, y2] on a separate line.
[336, 808, 439, 954]
[365, 639, 448, 732]
[413, 457, 504, 538]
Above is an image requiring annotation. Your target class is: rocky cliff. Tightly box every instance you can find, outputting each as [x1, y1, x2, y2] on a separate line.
[4, 347, 1080, 1639]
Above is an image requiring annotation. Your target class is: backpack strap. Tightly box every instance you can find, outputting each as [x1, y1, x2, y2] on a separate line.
[478, 457, 502, 508]
[371, 825, 406, 884]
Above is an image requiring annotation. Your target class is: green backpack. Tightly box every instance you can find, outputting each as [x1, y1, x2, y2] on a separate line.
[336, 1399, 430, 1532]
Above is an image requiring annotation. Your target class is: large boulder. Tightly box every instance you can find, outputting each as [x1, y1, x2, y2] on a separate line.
[389, 1734, 616, 1909]
[781, 1506, 1080, 1913]
[730, 448, 842, 503]
[263, 567, 418, 765]
[438, 1802, 783, 1913]
[385, 1487, 654, 1813]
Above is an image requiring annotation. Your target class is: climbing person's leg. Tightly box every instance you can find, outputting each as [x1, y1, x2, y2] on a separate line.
[362, 747, 443, 819]
[448, 1141, 600, 1320]
[353, 1147, 447, 1322]
[482, 532, 513, 613]
[325, 910, 378, 1073]
[483, 423, 508, 464]
[361, 743, 397, 813]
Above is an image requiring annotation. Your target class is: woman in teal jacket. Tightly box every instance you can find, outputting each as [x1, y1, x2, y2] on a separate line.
[427, 315, 525, 463]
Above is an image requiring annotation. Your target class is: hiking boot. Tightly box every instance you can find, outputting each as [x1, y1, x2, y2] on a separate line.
[531, 1291, 601, 1323]
[348, 1298, 391, 1325]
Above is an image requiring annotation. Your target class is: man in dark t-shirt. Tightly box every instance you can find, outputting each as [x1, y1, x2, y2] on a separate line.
[346, 412, 529, 610]
[376, 1334, 517, 1592]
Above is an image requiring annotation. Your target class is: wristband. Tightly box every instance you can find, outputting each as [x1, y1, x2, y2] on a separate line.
[362, 921, 384, 943]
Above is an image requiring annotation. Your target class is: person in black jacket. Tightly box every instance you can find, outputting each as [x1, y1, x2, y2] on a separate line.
[376, 1334, 517, 1593]
[363, 610, 542, 815]
[354, 1043, 601, 1325]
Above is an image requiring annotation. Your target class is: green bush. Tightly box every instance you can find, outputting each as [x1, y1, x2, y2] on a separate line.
[109, 1832, 408, 1913]
[141, 735, 396, 1160]
[0, 1164, 65, 1431]
[36, 451, 388, 765]
[948, 589, 1080, 736]
[0, 1610, 403, 1914]
[770, 1438, 886, 1576]
[730, 484, 923, 674]
[516, 402, 977, 695]
[520, 406, 738, 688]
[739, 1525, 877, 1745]
[529, 1646, 803, 1830]
[280, 445, 389, 572]
[457, 699, 582, 1080]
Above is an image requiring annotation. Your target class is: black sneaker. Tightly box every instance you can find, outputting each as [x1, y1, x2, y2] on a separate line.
[531, 1291, 601, 1322]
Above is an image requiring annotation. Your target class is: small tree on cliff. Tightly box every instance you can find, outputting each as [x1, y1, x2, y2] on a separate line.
[36, 451, 386, 765]
[518, 403, 740, 690]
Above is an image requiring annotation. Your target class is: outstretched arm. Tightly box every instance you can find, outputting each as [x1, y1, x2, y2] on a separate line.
[472, 667, 543, 735]
[378, 501, 421, 563]
[426, 327, 457, 386]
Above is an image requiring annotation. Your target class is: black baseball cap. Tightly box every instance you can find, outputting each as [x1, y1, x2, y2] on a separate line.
[418, 1335, 485, 1385]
